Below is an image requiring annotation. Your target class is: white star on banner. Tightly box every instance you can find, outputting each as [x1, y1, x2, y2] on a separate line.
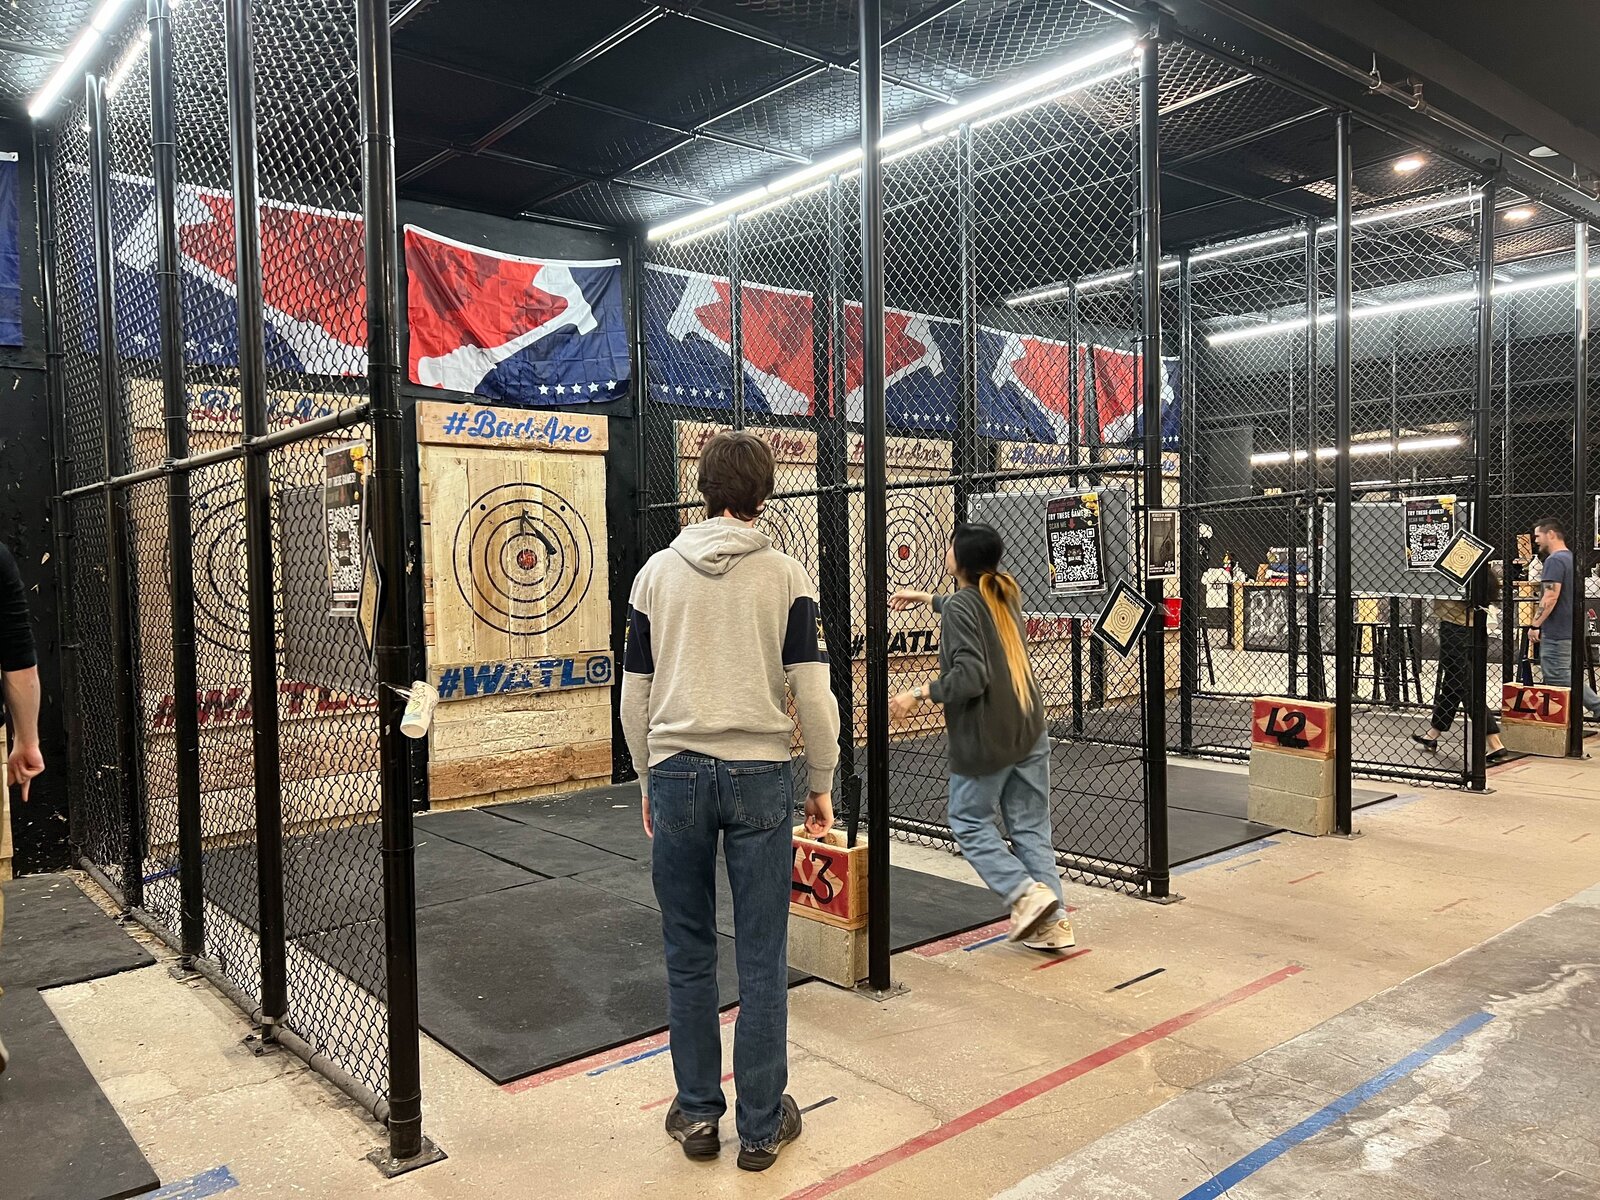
[132, 333, 148, 346]
[689, 387, 700, 397]
[555, 384, 566, 395]
[539, 385, 549, 395]
[588, 382, 600, 393]
[675, 386, 684, 395]
[606, 380, 617, 390]
[209, 342, 223, 354]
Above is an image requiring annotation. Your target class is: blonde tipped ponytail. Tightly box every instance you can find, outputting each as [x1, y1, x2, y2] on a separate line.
[977, 570, 1036, 712]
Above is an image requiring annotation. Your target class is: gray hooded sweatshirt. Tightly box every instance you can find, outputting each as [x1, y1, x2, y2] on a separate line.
[621, 518, 840, 794]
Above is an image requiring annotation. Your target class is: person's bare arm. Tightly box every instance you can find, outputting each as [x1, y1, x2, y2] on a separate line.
[4, 665, 44, 800]
[1530, 581, 1561, 643]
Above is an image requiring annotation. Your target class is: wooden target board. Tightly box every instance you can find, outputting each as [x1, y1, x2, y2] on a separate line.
[124, 379, 381, 840]
[418, 400, 612, 804]
[849, 432, 951, 740]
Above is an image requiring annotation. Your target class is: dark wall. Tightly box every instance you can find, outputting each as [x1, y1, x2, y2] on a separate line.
[396, 203, 642, 785]
[0, 121, 69, 873]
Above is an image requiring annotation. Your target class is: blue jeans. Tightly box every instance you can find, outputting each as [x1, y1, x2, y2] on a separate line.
[649, 753, 792, 1151]
[947, 733, 1064, 913]
[1538, 638, 1600, 716]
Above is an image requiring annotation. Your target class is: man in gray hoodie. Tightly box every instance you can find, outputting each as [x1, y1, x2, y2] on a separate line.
[621, 430, 839, 1172]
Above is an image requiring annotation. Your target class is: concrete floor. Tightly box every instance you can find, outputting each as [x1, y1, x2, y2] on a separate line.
[38, 749, 1600, 1199]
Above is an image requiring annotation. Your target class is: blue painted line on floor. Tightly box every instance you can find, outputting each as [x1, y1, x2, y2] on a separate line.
[1173, 840, 1280, 876]
[962, 933, 1010, 952]
[587, 1043, 672, 1077]
[1176, 1010, 1496, 1200]
[148, 1166, 239, 1199]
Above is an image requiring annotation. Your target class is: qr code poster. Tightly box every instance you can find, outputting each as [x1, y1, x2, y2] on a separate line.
[1404, 496, 1456, 570]
[323, 442, 368, 615]
[1044, 491, 1106, 596]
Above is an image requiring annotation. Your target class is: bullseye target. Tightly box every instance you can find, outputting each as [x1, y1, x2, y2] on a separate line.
[884, 494, 946, 595]
[191, 476, 250, 655]
[452, 482, 594, 637]
[756, 498, 813, 564]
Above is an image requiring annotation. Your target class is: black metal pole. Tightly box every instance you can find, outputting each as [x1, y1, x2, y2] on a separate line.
[355, 0, 428, 1165]
[87, 73, 147, 911]
[1570, 219, 1590, 759]
[818, 177, 859, 847]
[1066, 284, 1081, 486]
[36, 131, 84, 863]
[1304, 217, 1327, 701]
[1502, 305, 1517, 685]
[954, 123, 978, 524]
[729, 216, 744, 430]
[223, 0, 287, 1034]
[1178, 252, 1197, 752]
[149, 0, 204, 955]
[1137, 37, 1170, 899]
[1468, 179, 1496, 791]
[1333, 113, 1354, 832]
[859, 0, 892, 991]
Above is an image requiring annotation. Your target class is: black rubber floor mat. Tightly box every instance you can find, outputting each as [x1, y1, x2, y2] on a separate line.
[415, 808, 631, 877]
[485, 786, 652, 860]
[0, 988, 160, 1200]
[0, 875, 152, 992]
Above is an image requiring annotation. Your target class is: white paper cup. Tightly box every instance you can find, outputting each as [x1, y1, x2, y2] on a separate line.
[400, 680, 439, 739]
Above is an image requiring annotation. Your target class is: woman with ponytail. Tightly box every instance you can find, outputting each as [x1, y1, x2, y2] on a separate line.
[889, 523, 1074, 950]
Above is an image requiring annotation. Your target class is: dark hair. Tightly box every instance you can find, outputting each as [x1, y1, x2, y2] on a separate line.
[1535, 517, 1566, 541]
[698, 431, 774, 520]
[950, 524, 1036, 709]
[950, 522, 1005, 579]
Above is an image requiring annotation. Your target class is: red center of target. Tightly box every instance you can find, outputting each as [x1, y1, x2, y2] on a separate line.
[897, 545, 910, 560]
[517, 548, 538, 570]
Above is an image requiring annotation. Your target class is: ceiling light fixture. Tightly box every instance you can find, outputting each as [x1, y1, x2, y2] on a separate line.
[1393, 154, 1426, 174]
[651, 34, 1139, 243]
[1250, 434, 1463, 466]
[1503, 206, 1536, 222]
[1529, 145, 1559, 158]
[27, 0, 139, 120]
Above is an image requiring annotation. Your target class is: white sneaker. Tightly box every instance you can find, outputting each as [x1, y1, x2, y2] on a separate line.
[1024, 918, 1077, 952]
[1006, 882, 1058, 943]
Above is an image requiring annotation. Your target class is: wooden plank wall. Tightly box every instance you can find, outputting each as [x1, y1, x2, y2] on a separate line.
[417, 400, 613, 804]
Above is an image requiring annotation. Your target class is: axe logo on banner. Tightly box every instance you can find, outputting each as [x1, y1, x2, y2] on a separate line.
[643, 264, 816, 415]
[843, 301, 960, 430]
[101, 170, 367, 376]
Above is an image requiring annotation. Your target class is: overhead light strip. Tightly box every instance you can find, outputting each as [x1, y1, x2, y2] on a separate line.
[1208, 263, 1599, 345]
[1008, 188, 1490, 306]
[27, 0, 140, 120]
[1250, 434, 1464, 466]
[650, 35, 1139, 244]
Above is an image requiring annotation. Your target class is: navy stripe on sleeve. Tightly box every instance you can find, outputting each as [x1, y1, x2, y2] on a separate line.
[782, 596, 830, 667]
[624, 606, 655, 674]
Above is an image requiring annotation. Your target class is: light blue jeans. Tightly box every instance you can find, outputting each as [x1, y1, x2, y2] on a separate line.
[947, 733, 1064, 913]
[1538, 638, 1600, 716]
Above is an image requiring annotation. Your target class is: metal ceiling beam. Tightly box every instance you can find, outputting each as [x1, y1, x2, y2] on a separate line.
[390, 47, 805, 166]
[408, 133, 711, 205]
[0, 38, 62, 61]
[1166, 105, 1329, 171]
[668, 5, 957, 105]
[1164, 167, 1322, 221]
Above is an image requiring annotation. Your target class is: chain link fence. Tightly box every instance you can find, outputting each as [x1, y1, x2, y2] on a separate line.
[45, 0, 412, 1139]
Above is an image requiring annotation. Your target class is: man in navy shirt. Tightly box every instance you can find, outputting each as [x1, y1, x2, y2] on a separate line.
[1530, 518, 1600, 721]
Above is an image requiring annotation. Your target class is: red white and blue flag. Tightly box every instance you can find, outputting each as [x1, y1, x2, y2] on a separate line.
[104, 172, 367, 375]
[405, 227, 628, 406]
[843, 301, 959, 431]
[643, 264, 816, 415]
[979, 327, 1082, 443]
[1087, 344, 1182, 449]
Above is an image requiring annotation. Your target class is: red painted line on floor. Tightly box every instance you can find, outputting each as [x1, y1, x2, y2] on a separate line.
[781, 965, 1306, 1200]
[1433, 897, 1469, 914]
[1502, 824, 1526, 835]
[1286, 871, 1323, 885]
[1572, 833, 1592, 844]
[503, 1010, 739, 1094]
[1033, 947, 1093, 972]
[912, 921, 1008, 956]
[642, 1072, 734, 1111]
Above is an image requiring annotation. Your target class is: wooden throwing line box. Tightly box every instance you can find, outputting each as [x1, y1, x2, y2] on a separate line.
[1248, 696, 1336, 836]
[789, 827, 868, 988]
[1501, 683, 1571, 757]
